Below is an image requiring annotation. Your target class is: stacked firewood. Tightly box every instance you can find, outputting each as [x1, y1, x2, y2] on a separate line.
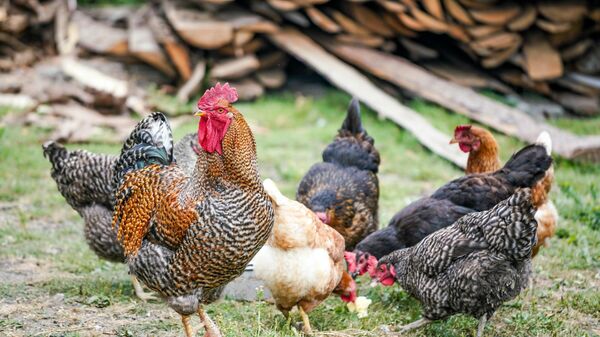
[1, 0, 600, 140]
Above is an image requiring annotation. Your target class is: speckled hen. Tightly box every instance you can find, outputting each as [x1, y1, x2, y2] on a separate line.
[112, 83, 274, 337]
[42, 116, 199, 300]
[375, 188, 542, 336]
[297, 98, 380, 250]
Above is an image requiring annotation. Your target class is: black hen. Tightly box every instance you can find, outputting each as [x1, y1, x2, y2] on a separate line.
[42, 112, 198, 300]
[355, 140, 552, 264]
[296, 98, 380, 250]
[375, 188, 539, 336]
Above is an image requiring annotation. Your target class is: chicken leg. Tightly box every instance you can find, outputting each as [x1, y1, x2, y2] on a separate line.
[131, 276, 156, 301]
[198, 307, 222, 337]
[396, 318, 430, 334]
[298, 306, 312, 335]
[476, 314, 487, 337]
[181, 315, 194, 337]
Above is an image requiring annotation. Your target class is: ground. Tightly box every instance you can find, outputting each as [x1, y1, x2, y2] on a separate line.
[0, 91, 599, 337]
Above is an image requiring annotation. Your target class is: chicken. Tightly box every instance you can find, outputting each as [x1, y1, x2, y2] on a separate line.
[352, 134, 553, 274]
[254, 179, 357, 334]
[297, 98, 380, 250]
[451, 125, 558, 257]
[374, 188, 543, 336]
[112, 83, 274, 337]
[42, 119, 200, 300]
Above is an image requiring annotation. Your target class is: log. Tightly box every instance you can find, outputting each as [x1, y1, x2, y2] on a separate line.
[444, 0, 475, 25]
[211, 55, 260, 79]
[469, 3, 521, 25]
[256, 68, 286, 89]
[148, 8, 191, 80]
[507, 4, 536, 31]
[523, 30, 563, 81]
[269, 28, 467, 168]
[305, 7, 341, 33]
[347, 2, 394, 37]
[322, 40, 600, 162]
[163, 1, 233, 49]
[72, 12, 128, 56]
[177, 60, 206, 102]
[537, 0, 586, 23]
[128, 6, 176, 77]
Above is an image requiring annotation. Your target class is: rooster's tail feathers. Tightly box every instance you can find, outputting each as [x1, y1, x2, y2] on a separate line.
[536, 131, 552, 155]
[113, 112, 174, 188]
[341, 98, 363, 135]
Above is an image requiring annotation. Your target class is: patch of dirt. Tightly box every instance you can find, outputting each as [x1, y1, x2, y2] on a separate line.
[0, 257, 74, 285]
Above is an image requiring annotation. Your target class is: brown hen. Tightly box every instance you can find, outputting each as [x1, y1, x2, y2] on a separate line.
[255, 179, 357, 334]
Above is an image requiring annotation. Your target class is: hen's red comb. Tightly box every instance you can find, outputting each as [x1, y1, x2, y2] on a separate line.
[197, 82, 238, 111]
[454, 125, 472, 135]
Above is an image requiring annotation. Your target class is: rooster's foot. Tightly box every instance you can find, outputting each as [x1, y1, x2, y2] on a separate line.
[131, 276, 157, 301]
[198, 307, 222, 337]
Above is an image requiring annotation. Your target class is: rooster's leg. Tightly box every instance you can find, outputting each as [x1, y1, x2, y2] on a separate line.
[298, 306, 312, 335]
[476, 314, 487, 337]
[131, 276, 156, 301]
[198, 307, 222, 337]
[396, 318, 430, 334]
[181, 315, 194, 337]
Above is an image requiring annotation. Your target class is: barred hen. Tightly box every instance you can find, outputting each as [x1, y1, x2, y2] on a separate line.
[255, 179, 357, 334]
[375, 188, 542, 336]
[42, 118, 199, 300]
[451, 125, 558, 257]
[353, 135, 552, 274]
[112, 83, 274, 337]
[297, 98, 380, 250]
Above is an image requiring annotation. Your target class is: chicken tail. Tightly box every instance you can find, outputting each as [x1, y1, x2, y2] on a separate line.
[341, 98, 363, 135]
[263, 178, 286, 206]
[42, 141, 68, 172]
[322, 98, 380, 173]
[466, 188, 538, 261]
[499, 142, 552, 188]
[112, 112, 174, 189]
[536, 131, 552, 155]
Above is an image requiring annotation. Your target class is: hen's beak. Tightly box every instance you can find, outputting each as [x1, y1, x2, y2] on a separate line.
[195, 111, 206, 117]
[449, 137, 458, 144]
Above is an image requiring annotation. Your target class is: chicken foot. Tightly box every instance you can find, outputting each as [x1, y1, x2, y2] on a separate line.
[395, 318, 431, 334]
[476, 314, 487, 337]
[198, 307, 222, 337]
[298, 306, 312, 335]
[181, 315, 194, 337]
[131, 276, 157, 301]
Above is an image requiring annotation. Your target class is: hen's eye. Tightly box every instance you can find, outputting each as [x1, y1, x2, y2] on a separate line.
[217, 108, 226, 114]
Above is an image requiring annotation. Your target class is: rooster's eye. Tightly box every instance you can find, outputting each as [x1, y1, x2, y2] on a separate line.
[217, 108, 226, 114]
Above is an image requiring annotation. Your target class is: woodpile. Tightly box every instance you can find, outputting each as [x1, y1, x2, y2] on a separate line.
[1, 0, 600, 162]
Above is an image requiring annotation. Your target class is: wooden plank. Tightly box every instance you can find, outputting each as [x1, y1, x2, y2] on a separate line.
[321, 39, 600, 162]
[268, 28, 467, 168]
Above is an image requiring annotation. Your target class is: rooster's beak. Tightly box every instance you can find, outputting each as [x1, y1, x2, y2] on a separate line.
[449, 138, 458, 144]
[195, 111, 206, 117]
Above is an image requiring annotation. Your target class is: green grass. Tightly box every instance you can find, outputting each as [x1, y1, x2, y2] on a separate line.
[0, 91, 599, 336]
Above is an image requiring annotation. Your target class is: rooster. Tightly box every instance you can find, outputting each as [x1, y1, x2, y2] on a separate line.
[297, 98, 380, 250]
[352, 134, 552, 275]
[254, 179, 357, 334]
[374, 188, 543, 336]
[112, 83, 274, 337]
[451, 125, 558, 257]
[42, 119, 200, 300]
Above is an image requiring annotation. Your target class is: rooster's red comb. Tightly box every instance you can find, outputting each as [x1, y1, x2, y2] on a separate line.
[197, 83, 238, 111]
[454, 125, 472, 135]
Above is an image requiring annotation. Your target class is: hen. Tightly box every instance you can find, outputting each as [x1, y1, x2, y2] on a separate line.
[297, 98, 380, 250]
[451, 125, 558, 257]
[254, 179, 357, 334]
[353, 134, 552, 273]
[112, 83, 274, 337]
[42, 119, 199, 300]
[375, 188, 543, 336]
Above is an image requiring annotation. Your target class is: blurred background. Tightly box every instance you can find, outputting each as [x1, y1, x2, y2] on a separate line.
[0, 0, 599, 336]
